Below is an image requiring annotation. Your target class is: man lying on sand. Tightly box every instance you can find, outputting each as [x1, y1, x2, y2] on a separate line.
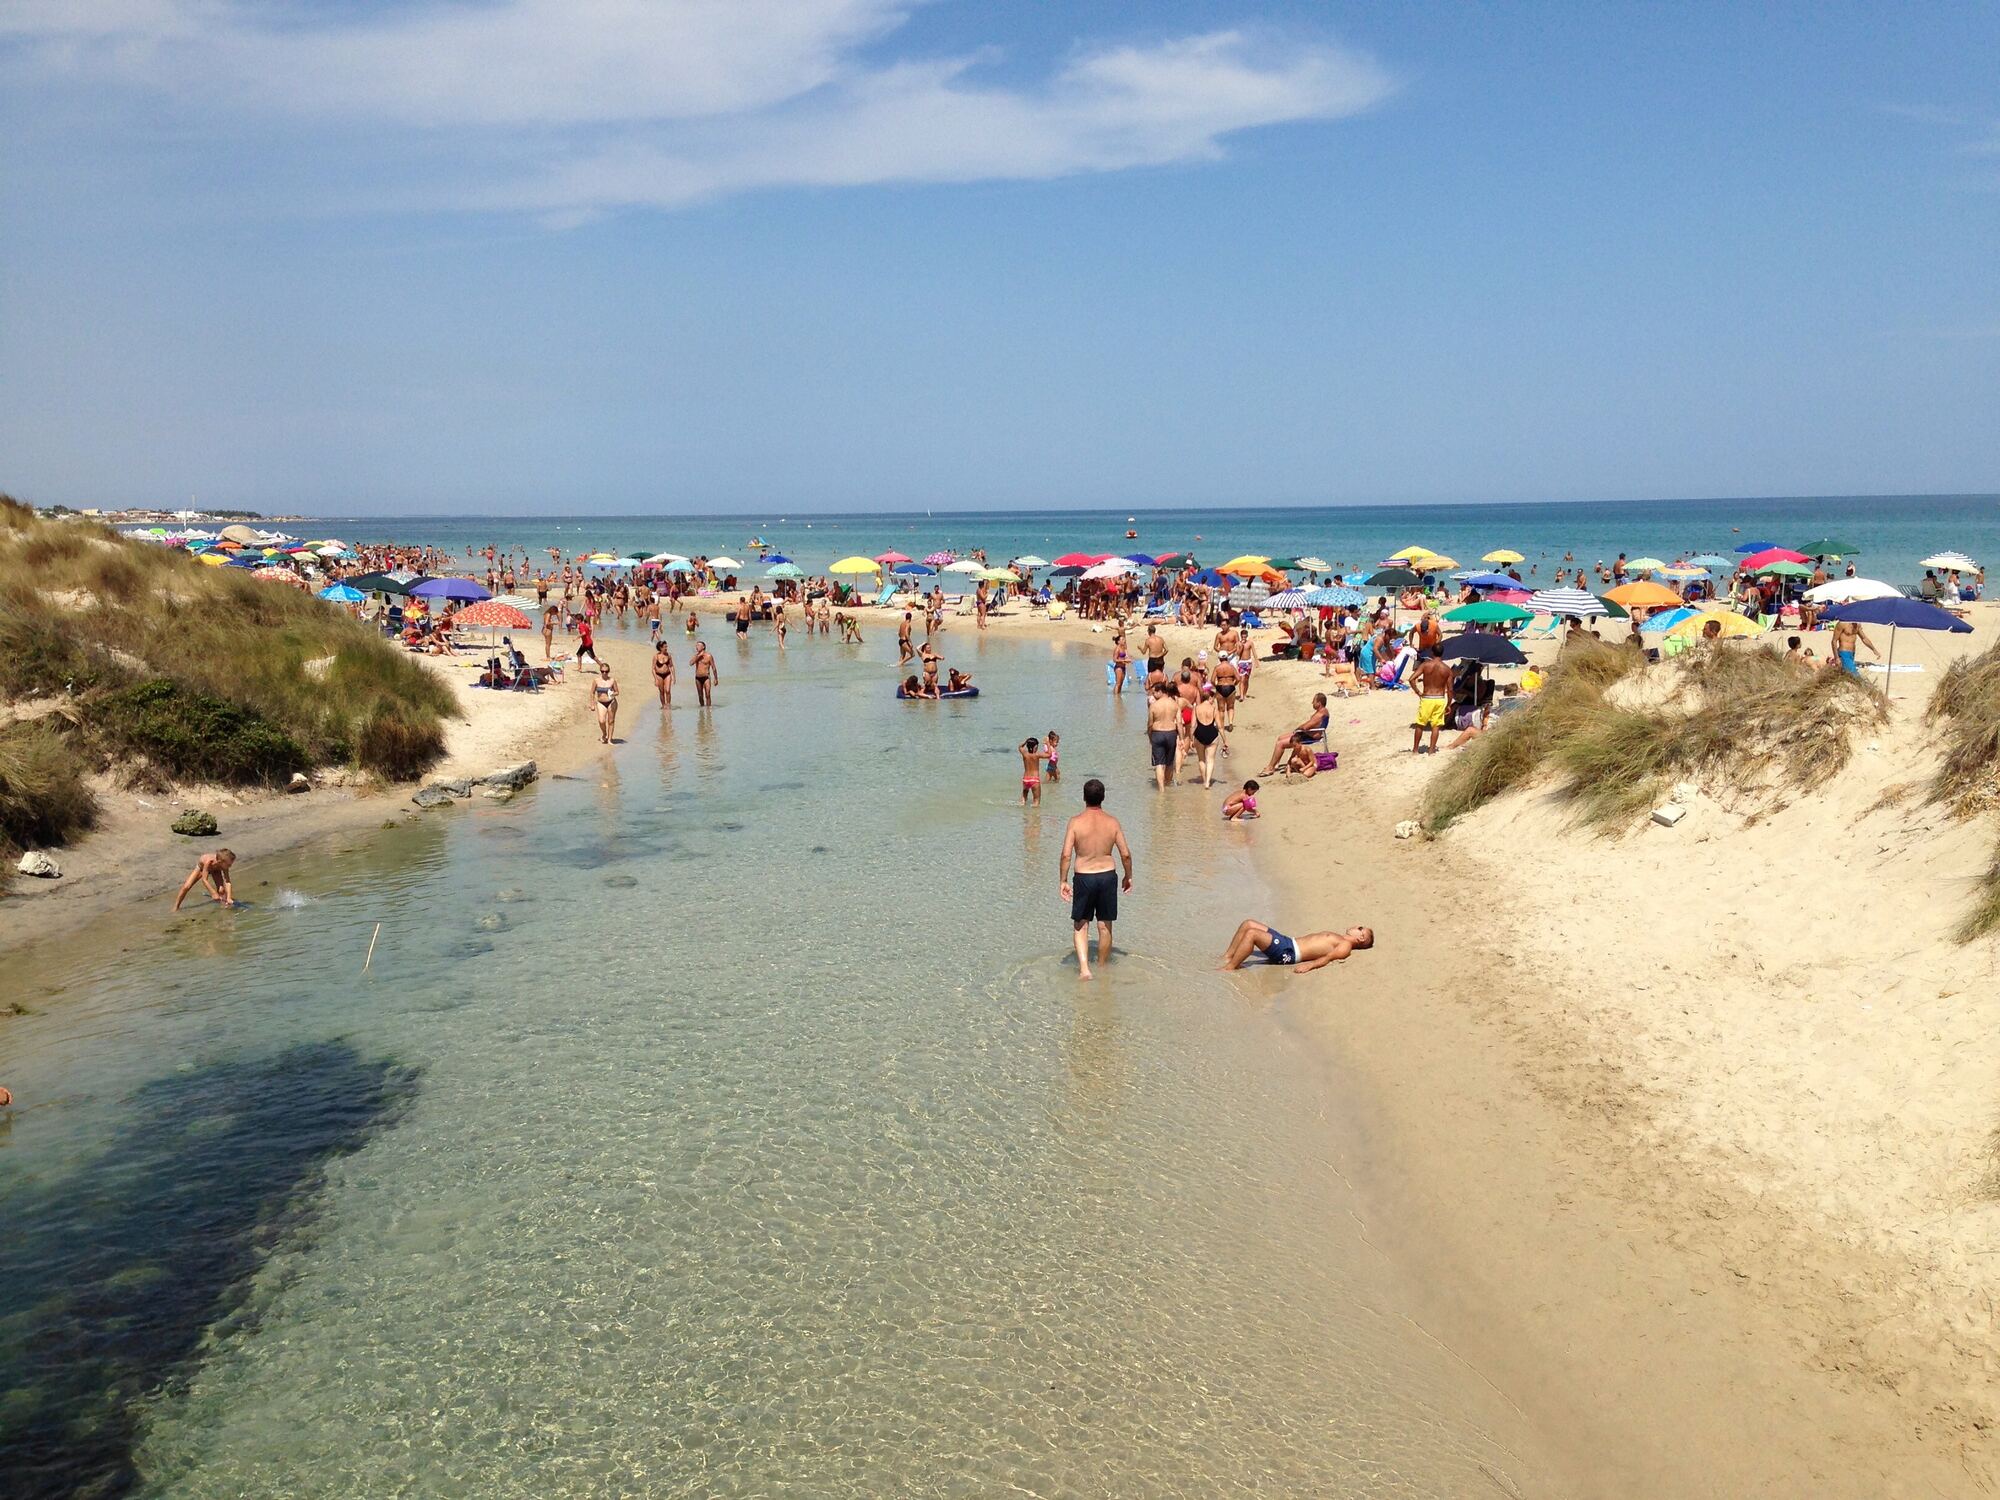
[1219, 919, 1372, 973]
[173, 849, 238, 911]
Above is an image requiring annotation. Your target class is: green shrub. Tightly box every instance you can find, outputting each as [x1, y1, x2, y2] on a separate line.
[0, 720, 98, 850]
[90, 679, 307, 785]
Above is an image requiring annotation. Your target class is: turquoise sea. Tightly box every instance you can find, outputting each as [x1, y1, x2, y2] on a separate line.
[3, 619, 1555, 1495]
[321, 495, 1999, 589]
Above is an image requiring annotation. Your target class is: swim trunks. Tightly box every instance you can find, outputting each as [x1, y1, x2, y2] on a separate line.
[1262, 929, 1298, 965]
[1416, 696, 1448, 729]
[736, 619, 749, 634]
[1149, 728, 1178, 767]
[1147, 657, 1165, 676]
[1072, 869, 1118, 924]
[1837, 649, 1857, 674]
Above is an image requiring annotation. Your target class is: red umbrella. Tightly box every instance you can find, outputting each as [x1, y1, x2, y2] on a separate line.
[874, 550, 913, 565]
[1053, 552, 1103, 568]
[1737, 547, 1809, 570]
[456, 600, 533, 630]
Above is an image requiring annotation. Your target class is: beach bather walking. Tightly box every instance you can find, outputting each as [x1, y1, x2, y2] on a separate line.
[692, 642, 718, 707]
[1059, 779, 1134, 981]
[173, 848, 238, 911]
[592, 661, 620, 743]
[1219, 919, 1372, 973]
[651, 642, 676, 707]
[1411, 650, 1454, 754]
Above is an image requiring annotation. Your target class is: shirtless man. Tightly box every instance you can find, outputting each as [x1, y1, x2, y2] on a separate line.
[1411, 650, 1455, 754]
[651, 641, 676, 707]
[592, 660, 620, 743]
[1145, 682, 1181, 789]
[1018, 736, 1052, 806]
[1058, 778, 1134, 980]
[898, 611, 916, 665]
[1258, 693, 1330, 777]
[735, 595, 754, 639]
[692, 641, 718, 707]
[1142, 626, 1167, 686]
[1828, 616, 1879, 675]
[1213, 622, 1240, 662]
[1219, 919, 1373, 973]
[173, 848, 238, 910]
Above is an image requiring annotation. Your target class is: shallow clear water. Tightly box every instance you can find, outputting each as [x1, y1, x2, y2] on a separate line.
[2, 628, 1546, 1496]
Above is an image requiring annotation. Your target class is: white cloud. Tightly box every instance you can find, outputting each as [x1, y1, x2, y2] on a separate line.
[2, 1, 1393, 214]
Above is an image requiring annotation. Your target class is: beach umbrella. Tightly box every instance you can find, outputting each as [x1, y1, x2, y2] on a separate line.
[709, 556, 743, 570]
[977, 567, 1020, 582]
[1365, 567, 1422, 588]
[455, 600, 533, 630]
[1050, 565, 1086, 578]
[1218, 555, 1271, 576]
[643, 551, 688, 565]
[874, 551, 913, 566]
[584, 553, 617, 563]
[251, 566, 307, 586]
[1656, 565, 1710, 580]
[829, 556, 880, 575]
[317, 583, 365, 603]
[659, 559, 694, 574]
[1481, 549, 1525, 565]
[1665, 610, 1765, 641]
[1052, 552, 1100, 568]
[1527, 587, 1606, 618]
[1412, 554, 1458, 570]
[1082, 561, 1138, 580]
[943, 558, 986, 575]
[1388, 545, 1438, 561]
[1794, 538, 1860, 560]
[1638, 606, 1699, 634]
[1604, 580, 1681, 608]
[197, 552, 228, 566]
[410, 577, 491, 602]
[1803, 577, 1899, 604]
[1596, 596, 1631, 619]
[347, 571, 418, 595]
[1303, 586, 1368, 608]
[226, 555, 261, 568]
[1294, 556, 1329, 571]
[761, 553, 793, 565]
[1732, 540, 1781, 553]
[1919, 551, 1981, 572]
[1013, 554, 1050, 568]
[1624, 557, 1667, 573]
[1264, 556, 1306, 571]
[888, 562, 932, 577]
[1738, 547, 1810, 570]
[1187, 568, 1227, 587]
[1440, 634, 1527, 666]
[1821, 596, 1971, 688]
[1754, 560, 1814, 578]
[765, 562, 806, 579]
[923, 550, 957, 567]
[1689, 554, 1737, 569]
[1122, 552, 1156, 566]
[1456, 571, 1524, 591]
[1265, 589, 1309, 609]
[1444, 601, 1533, 624]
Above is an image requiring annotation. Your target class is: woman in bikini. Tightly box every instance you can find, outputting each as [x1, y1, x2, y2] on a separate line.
[1191, 693, 1223, 787]
[592, 661, 620, 744]
[651, 642, 676, 708]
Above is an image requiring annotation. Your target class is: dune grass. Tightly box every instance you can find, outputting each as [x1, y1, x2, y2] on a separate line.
[0, 497, 455, 847]
[1423, 639, 1883, 835]
[1926, 641, 2000, 939]
[0, 720, 98, 854]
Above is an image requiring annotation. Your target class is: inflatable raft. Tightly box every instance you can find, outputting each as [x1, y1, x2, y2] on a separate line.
[897, 686, 979, 700]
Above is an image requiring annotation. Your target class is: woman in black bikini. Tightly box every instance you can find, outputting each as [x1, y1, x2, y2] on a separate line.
[1191, 694, 1223, 787]
[651, 642, 676, 708]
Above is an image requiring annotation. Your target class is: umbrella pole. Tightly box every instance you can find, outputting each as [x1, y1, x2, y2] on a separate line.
[1884, 625, 1897, 702]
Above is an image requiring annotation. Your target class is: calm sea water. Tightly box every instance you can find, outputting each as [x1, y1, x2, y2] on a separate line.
[319, 495, 1999, 589]
[1, 625, 1554, 1496]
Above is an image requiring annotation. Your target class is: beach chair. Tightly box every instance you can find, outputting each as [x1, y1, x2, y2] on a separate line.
[1522, 615, 1560, 638]
[872, 582, 896, 607]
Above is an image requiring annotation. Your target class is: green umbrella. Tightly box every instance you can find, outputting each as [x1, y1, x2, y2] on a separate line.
[764, 562, 804, 579]
[1443, 601, 1533, 624]
[1794, 538, 1860, 559]
[1595, 595, 1631, 618]
[1756, 560, 1814, 577]
[1265, 556, 1305, 571]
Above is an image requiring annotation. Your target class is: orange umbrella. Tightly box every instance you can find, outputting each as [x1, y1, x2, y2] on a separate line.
[1603, 580, 1681, 609]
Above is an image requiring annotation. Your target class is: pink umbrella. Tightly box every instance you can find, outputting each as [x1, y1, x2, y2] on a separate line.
[455, 600, 533, 630]
[875, 551, 913, 565]
[923, 551, 956, 567]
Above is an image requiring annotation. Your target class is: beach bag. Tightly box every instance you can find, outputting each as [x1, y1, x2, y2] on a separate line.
[1313, 751, 1339, 772]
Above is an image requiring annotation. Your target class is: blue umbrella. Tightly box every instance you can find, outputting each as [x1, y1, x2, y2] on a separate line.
[226, 554, 261, 568]
[1732, 540, 1780, 553]
[1123, 553, 1156, 566]
[1637, 606, 1697, 633]
[1303, 586, 1368, 608]
[410, 577, 491, 602]
[1441, 633, 1527, 666]
[1188, 567, 1227, 587]
[763, 554, 794, 565]
[1821, 596, 1970, 689]
[1689, 554, 1736, 568]
[660, 559, 693, 574]
[892, 562, 935, 576]
[318, 583, 365, 603]
[1458, 571, 1524, 591]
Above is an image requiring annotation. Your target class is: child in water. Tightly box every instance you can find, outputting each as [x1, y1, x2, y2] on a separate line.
[1018, 736, 1052, 806]
[1043, 730, 1061, 783]
[1222, 781, 1259, 820]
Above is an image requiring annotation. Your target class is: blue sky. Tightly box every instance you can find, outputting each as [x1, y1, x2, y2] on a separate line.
[1, 1, 1995, 514]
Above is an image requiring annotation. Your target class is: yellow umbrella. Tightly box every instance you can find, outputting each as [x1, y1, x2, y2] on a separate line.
[977, 567, 1020, 582]
[584, 553, 616, 563]
[1482, 549, 1524, 564]
[829, 556, 881, 575]
[1388, 545, 1437, 561]
[1415, 554, 1458, 570]
[1218, 555, 1272, 576]
[198, 552, 228, 566]
[1604, 580, 1681, 609]
[1666, 610, 1765, 640]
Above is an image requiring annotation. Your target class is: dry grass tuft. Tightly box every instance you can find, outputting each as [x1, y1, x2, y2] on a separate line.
[1423, 639, 1883, 836]
[1926, 641, 2000, 939]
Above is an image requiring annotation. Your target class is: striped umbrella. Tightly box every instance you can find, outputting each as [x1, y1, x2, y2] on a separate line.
[1266, 589, 1312, 608]
[1527, 588, 1607, 618]
[1304, 586, 1368, 607]
[455, 600, 533, 630]
[924, 551, 957, 567]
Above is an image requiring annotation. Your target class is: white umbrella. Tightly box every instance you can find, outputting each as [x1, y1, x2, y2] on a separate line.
[1013, 554, 1050, 568]
[710, 556, 743, 569]
[1919, 551, 1981, 572]
[1082, 561, 1138, 581]
[1803, 577, 1900, 604]
[644, 552, 687, 565]
[943, 559, 985, 575]
[1295, 556, 1330, 571]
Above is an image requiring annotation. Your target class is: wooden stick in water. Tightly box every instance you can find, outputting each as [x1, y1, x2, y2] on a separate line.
[364, 921, 381, 973]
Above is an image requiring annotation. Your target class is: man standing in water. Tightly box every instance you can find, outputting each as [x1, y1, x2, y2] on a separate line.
[1058, 778, 1133, 981]
[898, 610, 916, 665]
